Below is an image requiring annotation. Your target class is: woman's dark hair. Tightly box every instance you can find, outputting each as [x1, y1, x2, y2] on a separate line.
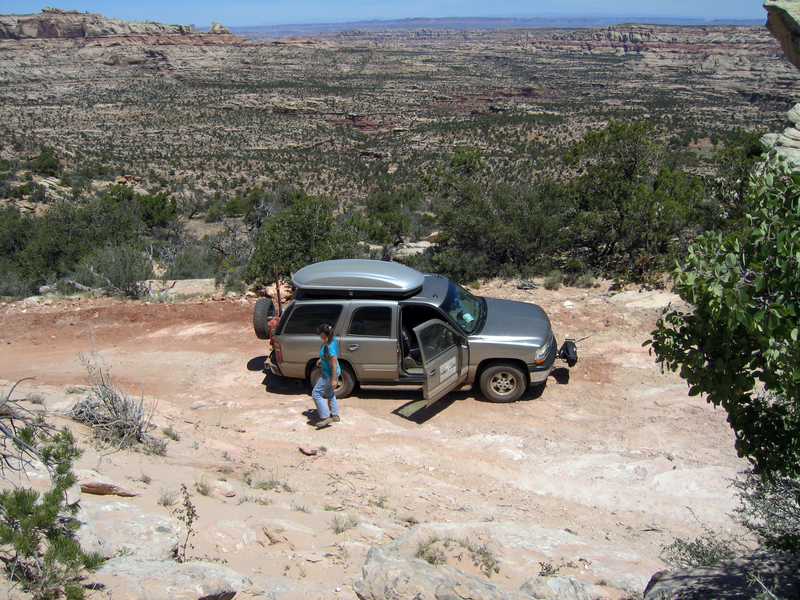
[317, 323, 334, 359]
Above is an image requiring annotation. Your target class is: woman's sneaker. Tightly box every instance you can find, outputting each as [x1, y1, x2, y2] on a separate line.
[316, 417, 333, 429]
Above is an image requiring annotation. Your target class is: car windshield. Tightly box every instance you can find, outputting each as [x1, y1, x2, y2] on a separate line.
[441, 280, 483, 334]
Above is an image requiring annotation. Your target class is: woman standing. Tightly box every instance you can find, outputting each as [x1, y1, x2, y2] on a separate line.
[313, 323, 341, 428]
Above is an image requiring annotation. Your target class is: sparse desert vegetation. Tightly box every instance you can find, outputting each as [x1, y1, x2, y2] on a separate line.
[1, 10, 800, 599]
[0, 23, 797, 296]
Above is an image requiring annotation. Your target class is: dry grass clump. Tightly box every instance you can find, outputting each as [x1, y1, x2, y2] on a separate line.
[70, 351, 161, 453]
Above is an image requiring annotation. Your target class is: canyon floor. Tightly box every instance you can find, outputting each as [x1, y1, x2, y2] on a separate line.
[0, 279, 752, 599]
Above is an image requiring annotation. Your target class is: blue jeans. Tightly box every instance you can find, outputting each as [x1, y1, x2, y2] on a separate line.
[312, 374, 338, 419]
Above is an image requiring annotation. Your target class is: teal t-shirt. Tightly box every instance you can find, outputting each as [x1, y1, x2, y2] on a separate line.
[319, 338, 341, 377]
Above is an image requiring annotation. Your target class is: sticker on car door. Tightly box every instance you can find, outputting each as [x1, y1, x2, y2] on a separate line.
[439, 356, 457, 382]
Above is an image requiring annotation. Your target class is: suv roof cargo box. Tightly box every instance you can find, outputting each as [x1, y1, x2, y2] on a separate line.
[292, 259, 424, 298]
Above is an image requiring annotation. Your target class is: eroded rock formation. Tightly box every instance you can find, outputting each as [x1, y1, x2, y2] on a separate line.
[765, 0, 800, 70]
[0, 7, 222, 39]
[762, 1, 800, 164]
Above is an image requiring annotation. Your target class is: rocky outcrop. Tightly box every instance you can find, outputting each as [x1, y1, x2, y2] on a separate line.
[643, 548, 800, 600]
[520, 575, 593, 600]
[762, 2, 800, 165]
[208, 21, 230, 35]
[75, 500, 180, 559]
[354, 546, 535, 600]
[760, 103, 800, 164]
[0, 8, 228, 40]
[764, 0, 800, 70]
[92, 556, 245, 600]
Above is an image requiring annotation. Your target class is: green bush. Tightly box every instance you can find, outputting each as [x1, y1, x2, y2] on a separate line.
[0, 381, 103, 598]
[70, 244, 154, 299]
[164, 246, 217, 279]
[14, 196, 139, 287]
[649, 157, 800, 477]
[733, 468, 800, 553]
[543, 270, 563, 290]
[246, 193, 361, 285]
[29, 147, 61, 177]
[138, 192, 177, 229]
[661, 526, 741, 569]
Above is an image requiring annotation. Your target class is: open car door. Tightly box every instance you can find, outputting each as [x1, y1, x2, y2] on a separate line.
[413, 319, 469, 406]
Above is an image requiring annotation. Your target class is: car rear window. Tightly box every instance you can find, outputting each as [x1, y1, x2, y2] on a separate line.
[282, 304, 343, 334]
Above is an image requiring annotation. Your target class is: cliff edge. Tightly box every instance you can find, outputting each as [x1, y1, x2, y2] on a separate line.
[0, 7, 230, 40]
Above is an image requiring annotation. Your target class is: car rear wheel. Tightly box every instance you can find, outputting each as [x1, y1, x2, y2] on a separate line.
[310, 363, 356, 399]
[253, 298, 275, 340]
[479, 363, 527, 403]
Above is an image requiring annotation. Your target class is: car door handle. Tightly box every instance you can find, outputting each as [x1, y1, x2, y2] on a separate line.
[428, 369, 436, 377]
[348, 344, 359, 351]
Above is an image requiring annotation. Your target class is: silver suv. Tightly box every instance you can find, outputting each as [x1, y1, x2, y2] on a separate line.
[254, 259, 577, 404]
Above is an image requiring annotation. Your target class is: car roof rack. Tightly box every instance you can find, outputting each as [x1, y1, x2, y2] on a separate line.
[292, 259, 425, 298]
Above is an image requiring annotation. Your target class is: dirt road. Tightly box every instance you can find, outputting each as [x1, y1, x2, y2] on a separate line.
[0, 280, 750, 597]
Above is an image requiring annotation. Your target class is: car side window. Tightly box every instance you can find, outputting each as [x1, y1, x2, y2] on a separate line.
[348, 306, 392, 337]
[417, 323, 456, 361]
[283, 304, 343, 334]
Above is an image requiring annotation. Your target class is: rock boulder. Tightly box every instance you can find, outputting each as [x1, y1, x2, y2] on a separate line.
[765, 0, 800, 71]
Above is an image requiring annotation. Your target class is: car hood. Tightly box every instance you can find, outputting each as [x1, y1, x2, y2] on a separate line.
[476, 297, 551, 345]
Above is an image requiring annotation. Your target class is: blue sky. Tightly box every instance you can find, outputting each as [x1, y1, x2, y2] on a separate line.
[3, 1, 767, 28]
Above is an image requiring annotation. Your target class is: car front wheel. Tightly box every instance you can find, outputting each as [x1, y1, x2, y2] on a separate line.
[479, 363, 527, 403]
[310, 364, 356, 399]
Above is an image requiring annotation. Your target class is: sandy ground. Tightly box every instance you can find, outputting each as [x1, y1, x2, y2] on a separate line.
[0, 278, 752, 598]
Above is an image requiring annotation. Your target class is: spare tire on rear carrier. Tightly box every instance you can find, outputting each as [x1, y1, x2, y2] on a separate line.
[253, 298, 275, 340]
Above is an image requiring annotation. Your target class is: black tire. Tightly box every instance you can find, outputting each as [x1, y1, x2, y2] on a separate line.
[479, 363, 527, 403]
[310, 364, 356, 399]
[253, 298, 275, 340]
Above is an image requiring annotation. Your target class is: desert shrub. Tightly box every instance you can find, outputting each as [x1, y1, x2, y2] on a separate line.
[194, 477, 211, 496]
[429, 176, 570, 282]
[162, 426, 181, 441]
[69, 352, 158, 450]
[12, 195, 140, 288]
[69, 244, 154, 299]
[28, 146, 61, 177]
[330, 514, 358, 534]
[544, 269, 562, 290]
[711, 129, 766, 227]
[733, 469, 800, 553]
[649, 158, 800, 477]
[158, 489, 179, 508]
[0, 263, 37, 298]
[246, 193, 361, 284]
[414, 535, 500, 578]
[567, 122, 713, 279]
[357, 188, 421, 244]
[0, 208, 37, 297]
[409, 245, 491, 283]
[660, 516, 742, 569]
[0, 380, 103, 598]
[138, 192, 177, 229]
[163, 244, 217, 279]
[172, 484, 198, 563]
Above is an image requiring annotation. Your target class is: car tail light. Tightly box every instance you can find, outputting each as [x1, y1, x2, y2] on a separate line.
[273, 342, 282, 363]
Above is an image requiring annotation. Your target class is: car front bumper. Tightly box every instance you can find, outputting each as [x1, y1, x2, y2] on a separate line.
[527, 335, 578, 384]
[527, 334, 558, 384]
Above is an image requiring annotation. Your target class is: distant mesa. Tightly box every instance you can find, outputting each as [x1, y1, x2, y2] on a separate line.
[0, 7, 231, 40]
[231, 14, 764, 39]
